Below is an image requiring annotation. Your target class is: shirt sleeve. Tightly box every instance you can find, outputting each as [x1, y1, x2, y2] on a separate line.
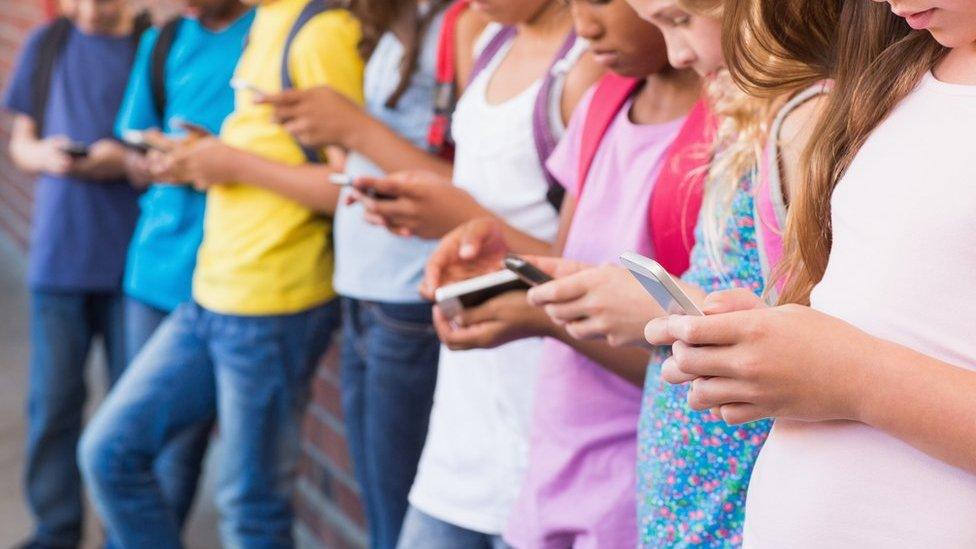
[2, 27, 49, 118]
[290, 10, 365, 105]
[115, 27, 163, 138]
[545, 83, 597, 198]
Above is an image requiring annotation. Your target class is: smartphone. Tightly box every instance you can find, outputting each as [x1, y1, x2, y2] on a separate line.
[230, 78, 269, 100]
[61, 142, 89, 159]
[121, 130, 154, 154]
[504, 255, 553, 287]
[619, 251, 703, 316]
[434, 270, 530, 318]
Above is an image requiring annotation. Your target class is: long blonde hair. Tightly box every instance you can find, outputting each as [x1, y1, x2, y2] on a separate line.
[726, 0, 947, 304]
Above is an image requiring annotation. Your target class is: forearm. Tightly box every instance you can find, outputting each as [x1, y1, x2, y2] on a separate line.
[548, 324, 649, 386]
[495, 219, 558, 257]
[345, 115, 452, 179]
[229, 150, 342, 214]
[9, 137, 42, 174]
[856, 340, 976, 474]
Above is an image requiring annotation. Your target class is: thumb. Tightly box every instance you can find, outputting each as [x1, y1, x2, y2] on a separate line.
[701, 288, 765, 315]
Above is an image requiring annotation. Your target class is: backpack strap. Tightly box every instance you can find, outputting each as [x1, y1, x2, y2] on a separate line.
[281, 0, 335, 163]
[576, 73, 641, 198]
[648, 99, 714, 277]
[30, 17, 72, 137]
[149, 17, 182, 121]
[427, 0, 470, 160]
[532, 30, 579, 211]
[466, 25, 517, 86]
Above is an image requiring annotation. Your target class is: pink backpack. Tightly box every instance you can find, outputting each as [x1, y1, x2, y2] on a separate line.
[578, 73, 714, 277]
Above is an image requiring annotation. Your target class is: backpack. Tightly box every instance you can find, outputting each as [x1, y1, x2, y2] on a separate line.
[577, 73, 714, 277]
[427, 0, 471, 161]
[30, 12, 151, 136]
[148, 16, 183, 120]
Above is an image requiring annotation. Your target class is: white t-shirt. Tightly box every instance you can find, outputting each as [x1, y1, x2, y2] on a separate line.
[407, 32, 569, 534]
[744, 72, 976, 548]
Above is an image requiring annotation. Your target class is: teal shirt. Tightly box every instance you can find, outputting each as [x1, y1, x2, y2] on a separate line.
[116, 10, 254, 311]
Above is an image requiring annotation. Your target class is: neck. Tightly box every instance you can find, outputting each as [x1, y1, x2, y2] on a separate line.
[517, 2, 570, 41]
[936, 42, 976, 84]
[199, 2, 249, 30]
[631, 67, 702, 125]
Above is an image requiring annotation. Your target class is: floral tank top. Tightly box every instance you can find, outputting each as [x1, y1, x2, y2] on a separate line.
[637, 172, 770, 548]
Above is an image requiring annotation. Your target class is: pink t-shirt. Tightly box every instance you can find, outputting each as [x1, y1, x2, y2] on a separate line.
[505, 86, 684, 548]
[744, 72, 976, 547]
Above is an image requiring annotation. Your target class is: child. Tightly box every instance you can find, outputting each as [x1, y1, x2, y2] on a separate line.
[2, 1, 146, 546]
[77, 0, 363, 546]
[648, 0, 976, 546]
[111, 0, 254, 534]
[258, 1, 484, 544]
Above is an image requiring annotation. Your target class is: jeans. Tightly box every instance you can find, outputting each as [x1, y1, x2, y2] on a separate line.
[116, 297, 213, 542]
[79, 300, 340, 548]
[340, 298, 440, 549]
[26, 290, 126, 548]
[397, 506, 510, 549]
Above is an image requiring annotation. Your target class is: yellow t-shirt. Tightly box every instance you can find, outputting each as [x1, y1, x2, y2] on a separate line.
[193, 0, 364, 315]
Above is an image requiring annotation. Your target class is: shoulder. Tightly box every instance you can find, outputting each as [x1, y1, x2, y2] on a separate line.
[560, 49, 604, 123]
[293, 8, 362, 52]
[777, 93, 827, 153]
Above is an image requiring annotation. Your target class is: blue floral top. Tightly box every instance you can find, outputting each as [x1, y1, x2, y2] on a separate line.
[638, 173, 771, 548]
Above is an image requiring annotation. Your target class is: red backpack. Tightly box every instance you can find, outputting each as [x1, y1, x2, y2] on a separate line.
[427, 0, 472, 161]
[578, 73, 714, 277]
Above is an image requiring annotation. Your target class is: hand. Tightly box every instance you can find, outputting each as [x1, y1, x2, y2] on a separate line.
[123, 149, 153, 188]
[420, 217, 510, 300]
[352, 171, 489, 240]
[646, 289, 874, 425]
[529, 262, 663, 348]
[33, 135, 73, 175]
[69, 139, 128, 181]
[261, 86, 366, 149]
[433, 291, 555, 350]
[153, 137, 241, 191]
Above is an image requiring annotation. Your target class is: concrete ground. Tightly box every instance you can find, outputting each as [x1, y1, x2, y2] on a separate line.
[0, 234, 221, 548]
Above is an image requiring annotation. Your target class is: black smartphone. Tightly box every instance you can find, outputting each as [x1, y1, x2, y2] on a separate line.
[504, 255, 553, 287]
[434, 270, 529, 318]
[61, 142, 89, 159]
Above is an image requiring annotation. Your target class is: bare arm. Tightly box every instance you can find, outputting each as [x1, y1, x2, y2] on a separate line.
[9, 114, 71, 175]
[343, 116, 453, 178]
[227, 152, 344, 215]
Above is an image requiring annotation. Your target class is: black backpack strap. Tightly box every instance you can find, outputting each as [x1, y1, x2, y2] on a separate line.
[132, 11, 153, 43]
[30, 17, 72, 137]
[281, 0, 334, 163]
[149, 17, 182, 120]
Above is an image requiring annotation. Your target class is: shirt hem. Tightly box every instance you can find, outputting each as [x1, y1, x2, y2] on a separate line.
[408, 489, 508, 536]
[193, 288, 337, 316]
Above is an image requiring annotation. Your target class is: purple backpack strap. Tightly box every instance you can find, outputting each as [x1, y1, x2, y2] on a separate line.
[533, 30, 578, 210]
[467, 26, 518, 86]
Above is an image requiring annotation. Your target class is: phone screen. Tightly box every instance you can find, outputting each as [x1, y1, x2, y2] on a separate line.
[620, 252, 703, 316]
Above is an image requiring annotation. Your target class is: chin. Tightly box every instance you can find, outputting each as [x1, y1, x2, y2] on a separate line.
[926, 28, 976, 48]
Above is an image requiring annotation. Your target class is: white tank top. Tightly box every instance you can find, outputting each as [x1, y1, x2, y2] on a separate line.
[408, 28, 581, 533]
[744, 72, 976, 548]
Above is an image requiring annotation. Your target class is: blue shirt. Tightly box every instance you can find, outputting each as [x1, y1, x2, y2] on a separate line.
[3, 23, 141, 291]
[116, 11, 255, 312]
[331, 10, 444, 303]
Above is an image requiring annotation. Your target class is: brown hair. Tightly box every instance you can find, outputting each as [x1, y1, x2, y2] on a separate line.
[352, 0, 451, 109]
[726, 0, 946, 304]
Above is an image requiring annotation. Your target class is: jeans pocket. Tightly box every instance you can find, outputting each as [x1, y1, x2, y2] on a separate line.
[363, 301, 436, 337]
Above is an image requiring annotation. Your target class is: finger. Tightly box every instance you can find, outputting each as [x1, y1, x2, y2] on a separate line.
[542, 301, 588, 325]
[440, 321, 500, 351]
[644, 317, 677, 346]
[528, 275, 588, 306]
[421, 238, 462, 297]
[660, 355, 696, 384]
[256, 88, 303, 106]
[362, 211, 389, 228]
[718, 403, 769, 425]
[564, 316, 611, 341]
[666, 313, 745, 346]
[524, 255, 590, 278]
[702, 288, 766, 315]
[355, 176, 405, 199]
[687, 377, 755, 411]
[670, 340, 739, 379]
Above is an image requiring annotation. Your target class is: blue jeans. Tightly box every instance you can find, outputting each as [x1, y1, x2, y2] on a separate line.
[340, 298, 440, 549]
[27, 290, 126, 548]
[79, 300, 340, 548]
[117, 297, 213, 541]
[397, 506, 510, 549]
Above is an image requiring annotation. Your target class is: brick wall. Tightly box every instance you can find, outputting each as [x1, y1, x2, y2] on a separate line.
[0, 2, 368, 547]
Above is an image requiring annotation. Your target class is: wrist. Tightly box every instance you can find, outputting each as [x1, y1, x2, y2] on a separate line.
[342, 110, 374, 151]
[844, 332, 889, 425]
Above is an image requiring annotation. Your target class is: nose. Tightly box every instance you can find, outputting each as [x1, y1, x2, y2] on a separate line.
[668, 44, 696, 70]
[571, 6, 603, 42]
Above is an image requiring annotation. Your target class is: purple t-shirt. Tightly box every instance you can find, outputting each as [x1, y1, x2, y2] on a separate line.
[3, 23, 140, 291]
[506, 86, 684, 548]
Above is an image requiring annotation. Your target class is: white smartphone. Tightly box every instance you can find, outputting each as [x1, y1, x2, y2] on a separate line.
[434, 270, 529, 318]
[329, 173, 353, 186]
[619, 251, 703, 316]
[230, 78, 269, 100]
